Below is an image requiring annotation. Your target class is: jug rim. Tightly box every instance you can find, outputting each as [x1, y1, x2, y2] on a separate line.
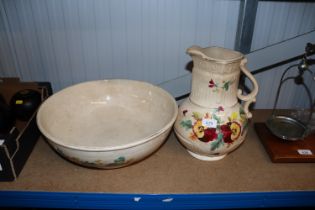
[187, 46, 244, 64]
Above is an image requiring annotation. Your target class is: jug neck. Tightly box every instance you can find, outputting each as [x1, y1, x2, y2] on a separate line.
[187, 46, 244, 108]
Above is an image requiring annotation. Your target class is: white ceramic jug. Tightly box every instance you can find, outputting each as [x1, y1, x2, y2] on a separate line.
[174, 46, 259, 161]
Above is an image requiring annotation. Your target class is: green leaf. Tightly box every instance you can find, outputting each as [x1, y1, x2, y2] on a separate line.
[210, 137, 224, 151]
[217, 133, 223, 141]
[242, 121, 248, 136]
[223, 81, 230, 91]
[114, 156, 125, 164]
[180, 120, 193, 130]
[239, 107, 247, 118]
[212, 114, 222, 124]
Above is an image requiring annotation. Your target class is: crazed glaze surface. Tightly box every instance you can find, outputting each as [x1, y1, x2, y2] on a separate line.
[174, 46, 258, 161]
[37, 80, 178, 168]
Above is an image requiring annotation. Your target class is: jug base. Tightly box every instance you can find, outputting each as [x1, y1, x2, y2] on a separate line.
[187, 151, 226, 161]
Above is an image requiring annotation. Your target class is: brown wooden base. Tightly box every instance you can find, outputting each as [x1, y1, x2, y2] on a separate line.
[254, 122, 315, 163]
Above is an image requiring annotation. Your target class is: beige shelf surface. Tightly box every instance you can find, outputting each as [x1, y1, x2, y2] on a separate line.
[0, 110, 314, 194]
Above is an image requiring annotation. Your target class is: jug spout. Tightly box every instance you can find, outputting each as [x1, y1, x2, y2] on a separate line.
[187, 46, 210, 60]
[187, 45, 244, 64]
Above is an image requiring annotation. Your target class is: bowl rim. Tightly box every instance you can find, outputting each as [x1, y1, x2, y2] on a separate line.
[36, 79, 178, 152]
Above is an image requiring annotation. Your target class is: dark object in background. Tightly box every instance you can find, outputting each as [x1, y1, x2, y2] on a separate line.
[0, 78, 52, 181]
[10, 89, 42, 121]
[0, 94, 15, 134]
[0, 127, 19, 157]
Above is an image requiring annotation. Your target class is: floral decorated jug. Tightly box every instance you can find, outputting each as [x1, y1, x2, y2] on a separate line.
[174, 46, 259, 161]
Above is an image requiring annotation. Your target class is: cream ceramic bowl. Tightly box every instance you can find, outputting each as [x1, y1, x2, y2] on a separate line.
[37, 80, 178, 169]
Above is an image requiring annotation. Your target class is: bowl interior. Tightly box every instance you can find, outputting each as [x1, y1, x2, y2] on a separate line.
[37, 80, 177, 150]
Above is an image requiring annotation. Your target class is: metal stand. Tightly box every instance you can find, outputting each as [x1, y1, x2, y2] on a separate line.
[266, 43, 315, 141]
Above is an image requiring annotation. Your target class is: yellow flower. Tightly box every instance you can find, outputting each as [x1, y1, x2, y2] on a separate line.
[230, 112, 238, 121]
[230, 122, 241, 141]
[192, 120, 204, 139]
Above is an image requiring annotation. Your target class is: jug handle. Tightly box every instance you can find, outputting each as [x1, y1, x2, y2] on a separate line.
[237, 58, 259, 119]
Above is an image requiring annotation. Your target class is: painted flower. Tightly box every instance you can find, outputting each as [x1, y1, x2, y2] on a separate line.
[192, 120, 218, 142]
[220, 121, 242, 143]
[220, 124, 232, 143]
[203, 128, 217, 142]
[218, 106, 224, 112]
[193, 120, 204, 139]
[230, 122, 241, 141]
[209, 79, 231, 91]
[230, 112, 238, 121]
[208, 79, 215, 88]
[189, 132, 198, 141]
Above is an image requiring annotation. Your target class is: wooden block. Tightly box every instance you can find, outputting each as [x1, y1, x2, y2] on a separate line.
[254, 122, 315, 163]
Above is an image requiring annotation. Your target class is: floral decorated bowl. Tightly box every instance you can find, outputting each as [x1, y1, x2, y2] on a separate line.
[37, 80, 178, 169]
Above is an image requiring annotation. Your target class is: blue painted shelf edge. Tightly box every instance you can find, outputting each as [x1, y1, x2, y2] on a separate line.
[0, 190, 315, 209]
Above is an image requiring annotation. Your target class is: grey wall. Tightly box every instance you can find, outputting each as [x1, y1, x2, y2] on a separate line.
[0, 0, 239, 90]
[250, 1, 315, 109]
[0, 0, 315, 109]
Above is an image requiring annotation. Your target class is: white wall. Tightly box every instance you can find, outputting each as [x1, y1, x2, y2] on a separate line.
[0, 0, 315, 109]
[0, 0, 239, 91]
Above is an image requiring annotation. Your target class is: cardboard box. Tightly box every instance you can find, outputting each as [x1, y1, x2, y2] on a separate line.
[0, 78, 52, 181]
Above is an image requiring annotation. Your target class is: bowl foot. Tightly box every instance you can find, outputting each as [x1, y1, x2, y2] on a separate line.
[187, 150, 226, 161]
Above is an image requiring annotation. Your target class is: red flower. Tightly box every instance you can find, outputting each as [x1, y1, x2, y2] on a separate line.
[220, 124, 233, 143]
[218, 106, 224, 112]
[183, 110, 188, 116]
[208, 79, 215, 88]
[201, 128, 217, 142]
